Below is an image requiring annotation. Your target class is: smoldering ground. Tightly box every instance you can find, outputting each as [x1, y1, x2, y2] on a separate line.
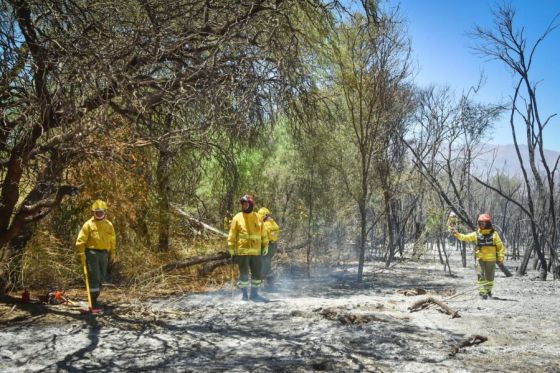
[1, 252, 559, 373]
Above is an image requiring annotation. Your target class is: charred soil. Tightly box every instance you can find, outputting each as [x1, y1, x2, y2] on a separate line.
[1, 253, 559, 372]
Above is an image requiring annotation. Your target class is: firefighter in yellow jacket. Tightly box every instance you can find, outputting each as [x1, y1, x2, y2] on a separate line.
[452, 213, 505, 299]
[228, 195, 269, 302]
[76, 200, 116, 312]
[258, 207, 280, 291]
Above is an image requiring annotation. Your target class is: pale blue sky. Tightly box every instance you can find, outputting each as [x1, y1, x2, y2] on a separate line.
[383, 0, 560, 151]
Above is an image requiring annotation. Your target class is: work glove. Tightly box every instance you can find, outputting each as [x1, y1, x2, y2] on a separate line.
[228, 248, 235, 257]
[262, 246, 269, 256]
[109, 251, 116, 264]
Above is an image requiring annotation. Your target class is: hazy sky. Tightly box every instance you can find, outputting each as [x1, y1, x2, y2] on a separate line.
[383, 0, 560, 151]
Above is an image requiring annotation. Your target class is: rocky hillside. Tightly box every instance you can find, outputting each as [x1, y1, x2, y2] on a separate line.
[472, 144, 559, 177]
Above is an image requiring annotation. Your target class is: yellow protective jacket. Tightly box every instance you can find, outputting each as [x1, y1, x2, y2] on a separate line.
[454, 228, 505, 262]
[263, 218, 280, 243]
[228, 211, 268, 256]
[76, 217, 116, 259]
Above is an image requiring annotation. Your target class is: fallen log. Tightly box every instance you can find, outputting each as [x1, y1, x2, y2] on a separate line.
[199, 241, 312, 275]
[497, 262, 513, 277]
[161, 252, 230, 273]
[449, 335, 488, 357]
[133, 251, 231, 284]
[408, 297, 460, 318]
[200, 259, 231, 275]
[138, 239, 312, 282]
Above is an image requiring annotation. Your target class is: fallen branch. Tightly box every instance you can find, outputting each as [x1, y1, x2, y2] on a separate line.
[408, 297, 460, 318]
[132, 251, 231, 285]
[171, 204, 228, 237]
[142, 239, 310, 278]
[199, 241, 312, 275]
[200, 259, 230, 275]
[497, 262, 513, 277]
[449, 335, 488, 357]
[161, 252, 230, 273]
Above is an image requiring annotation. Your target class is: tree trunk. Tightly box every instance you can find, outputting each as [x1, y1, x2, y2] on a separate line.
[384, 195, 396, 268]
[0, 225, 34, 292]
[156, 115, 173, 252]
[357, 201, 367, 282]
[0, 153, 76, 293]
[518, 223, 547, 279]
[435, 238, 444, 265]
[460, 241, 467, 268]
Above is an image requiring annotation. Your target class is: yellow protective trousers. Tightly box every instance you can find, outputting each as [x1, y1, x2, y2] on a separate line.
[477, 259, 496, 295]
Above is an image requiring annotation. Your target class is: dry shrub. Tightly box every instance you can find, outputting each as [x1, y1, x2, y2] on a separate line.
[13, 122, 236, 299]
[19, 230, 231, 299]
[19, 228, 82, 291]
[125, 236, 232, 297]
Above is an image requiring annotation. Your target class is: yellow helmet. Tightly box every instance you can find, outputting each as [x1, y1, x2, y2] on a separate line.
[258, 207, 271, 216]
[91, 200, 108, 211]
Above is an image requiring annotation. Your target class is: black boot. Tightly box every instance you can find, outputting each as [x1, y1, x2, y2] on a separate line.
[90, 291, 99, 307]
[249, 288, 269, 303]
[90, 291, 103, 313]
[241, 288, 249, 301]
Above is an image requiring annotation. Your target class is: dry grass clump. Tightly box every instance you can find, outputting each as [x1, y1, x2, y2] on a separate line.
[19, 230, 82, 291]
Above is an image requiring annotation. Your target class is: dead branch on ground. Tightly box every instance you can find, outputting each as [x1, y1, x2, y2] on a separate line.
[497, 262, 513, 277]
[161, 252, 231, 272]
[408, 297, 460, 318]
[449, 335, 488, 357]
[200, 259, 231, 275]
[199, 241, 312, 275]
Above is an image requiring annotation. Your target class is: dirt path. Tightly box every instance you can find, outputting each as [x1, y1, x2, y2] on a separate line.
[1, 255, 559, 372]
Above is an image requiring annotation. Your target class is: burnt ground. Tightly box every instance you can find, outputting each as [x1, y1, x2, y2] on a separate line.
[1, 251, 559, 373]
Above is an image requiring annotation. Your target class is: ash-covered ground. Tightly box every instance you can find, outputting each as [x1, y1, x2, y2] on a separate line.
[1, 251, 559, 372]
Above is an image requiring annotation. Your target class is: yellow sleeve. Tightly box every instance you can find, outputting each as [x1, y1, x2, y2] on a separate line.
[261, 221, 269, 249]
[75, 221, 90, 254]
[227, 215, 238, 251]
[269, 220, 280, 240]
[454, 231, 478, 243]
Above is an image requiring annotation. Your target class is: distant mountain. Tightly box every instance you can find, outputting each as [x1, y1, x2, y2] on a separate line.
[472, 144, 560, 177]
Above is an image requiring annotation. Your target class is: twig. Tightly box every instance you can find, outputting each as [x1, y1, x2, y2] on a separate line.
[449, 335, 488, 357]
